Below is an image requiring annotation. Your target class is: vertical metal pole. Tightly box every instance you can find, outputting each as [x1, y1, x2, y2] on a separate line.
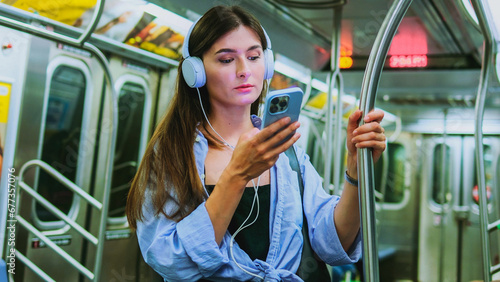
[324, 6, 343, 193]
[357, 1, 412, 281]
[333, 74, 344, 195]
[332, 6, 344, 196]
[470, 0, 495, 280]
[438, 109, 448, 282]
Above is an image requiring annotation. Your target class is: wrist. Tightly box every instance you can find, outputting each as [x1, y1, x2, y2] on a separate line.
[346, 154, 357, 178]
[218, 168, 247, 192]
[344, 170, 359, 187]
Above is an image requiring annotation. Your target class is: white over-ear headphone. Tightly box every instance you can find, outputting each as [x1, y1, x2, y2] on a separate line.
[181, 18, 275, 88]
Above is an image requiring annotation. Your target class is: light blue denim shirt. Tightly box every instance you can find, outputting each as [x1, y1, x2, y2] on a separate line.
[137, 118, 361, 281]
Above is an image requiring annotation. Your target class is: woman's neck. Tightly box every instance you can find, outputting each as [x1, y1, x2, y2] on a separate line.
[207, 107, 254, 148]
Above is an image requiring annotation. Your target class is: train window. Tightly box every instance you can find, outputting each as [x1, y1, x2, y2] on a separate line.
[432, 144, 451, 205]
[37, 65, 87, 222]
[386, 144, 406, 203]
[109, 81, 147, 220]
[375, 143, 406, 203]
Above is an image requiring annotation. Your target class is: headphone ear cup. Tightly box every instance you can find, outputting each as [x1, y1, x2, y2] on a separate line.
[182, 56, 206, 88]
[263, 49, 274, 80]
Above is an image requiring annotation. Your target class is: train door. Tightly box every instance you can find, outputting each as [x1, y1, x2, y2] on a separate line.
[418, 135, 499, 282]
[460, 136, 499, 282]
[14, 37, 104, 281]
[418, 136, 462, 282]
[374, 132, 419, 281]
[87, 56, 162, 281]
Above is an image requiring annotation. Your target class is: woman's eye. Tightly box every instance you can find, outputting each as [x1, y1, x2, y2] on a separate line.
[248, 56, 260, 61]
[219, 58, 233, 63]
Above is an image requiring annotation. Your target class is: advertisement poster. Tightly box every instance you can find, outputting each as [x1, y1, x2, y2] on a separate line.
[75, 0, 186, 60]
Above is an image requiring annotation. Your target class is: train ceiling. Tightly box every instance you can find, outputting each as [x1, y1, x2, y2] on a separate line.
[3, 0, 495, 108]
[264, 0, 486, 71]
[162, 0, 499, 109]
[163, 0, 486, 71]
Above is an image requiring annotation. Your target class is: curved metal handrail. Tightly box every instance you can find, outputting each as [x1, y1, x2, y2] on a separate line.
[470, 0, 497, 281]
[357, 0, 413, 281]
[18, 160, 103, 211]
[457, 0, 481, 32]
[76, 0, 105, 45]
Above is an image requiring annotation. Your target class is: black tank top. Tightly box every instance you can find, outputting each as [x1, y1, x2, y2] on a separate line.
[205, 184, 271, 261]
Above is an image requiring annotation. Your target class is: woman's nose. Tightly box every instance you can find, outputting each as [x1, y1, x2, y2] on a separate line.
[236, 59, 251, 78]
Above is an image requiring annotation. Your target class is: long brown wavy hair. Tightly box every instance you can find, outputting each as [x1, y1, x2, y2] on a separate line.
[126, 5, 270, 229]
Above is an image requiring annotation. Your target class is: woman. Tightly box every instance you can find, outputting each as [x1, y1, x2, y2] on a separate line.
[126, 5, 386, 281]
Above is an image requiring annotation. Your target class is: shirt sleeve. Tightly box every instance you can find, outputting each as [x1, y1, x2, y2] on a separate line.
[294, 145, 362, 265]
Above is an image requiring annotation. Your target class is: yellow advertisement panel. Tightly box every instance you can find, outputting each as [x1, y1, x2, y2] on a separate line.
[6, 0, 97, 26]
[0, 82, 11, 123]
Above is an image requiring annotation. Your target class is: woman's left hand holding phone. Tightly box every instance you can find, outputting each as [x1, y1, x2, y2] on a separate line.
[225, 117, 301, 185]
[206, 117, 300, 244]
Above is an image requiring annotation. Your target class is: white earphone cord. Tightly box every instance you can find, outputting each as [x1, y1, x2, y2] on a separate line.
[196, 88, 236, 149]
[196, 87, 264, 280]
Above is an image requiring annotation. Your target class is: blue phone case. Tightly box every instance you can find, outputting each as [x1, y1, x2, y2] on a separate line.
[261, 87, 303, 132]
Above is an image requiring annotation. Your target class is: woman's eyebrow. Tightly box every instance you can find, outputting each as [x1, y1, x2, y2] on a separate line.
[214, 45, 262, 55]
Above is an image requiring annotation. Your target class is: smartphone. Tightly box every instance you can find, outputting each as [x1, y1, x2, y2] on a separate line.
[261, 86, 303, 144]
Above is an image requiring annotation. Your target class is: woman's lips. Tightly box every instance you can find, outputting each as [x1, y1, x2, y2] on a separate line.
[235, 84, 254, 92]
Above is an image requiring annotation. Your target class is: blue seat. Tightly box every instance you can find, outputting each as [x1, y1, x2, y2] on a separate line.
[0, 259, 7, 282]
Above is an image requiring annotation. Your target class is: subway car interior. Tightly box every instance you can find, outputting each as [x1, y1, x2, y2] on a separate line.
[0, 0, 499, 281]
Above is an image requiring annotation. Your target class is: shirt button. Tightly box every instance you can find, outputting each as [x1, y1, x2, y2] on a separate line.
[200, 174, 205, 179]
[195, 136, 201, 142]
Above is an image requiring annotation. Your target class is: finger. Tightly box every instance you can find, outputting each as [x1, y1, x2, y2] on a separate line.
[354, 140, 387, 151]
[266, 121, 300, 148]
[364, 109, 384, 123]
[271, 131, 301, 156]
[353, 122, 384, 136]
[347, 110, 362, 136]
[352, 132, 386, 144]
[257, 117, 292, 141]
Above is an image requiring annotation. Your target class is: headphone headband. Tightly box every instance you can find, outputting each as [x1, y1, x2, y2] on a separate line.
[183, 17, 272, 59]
[182, 17, 200, 59]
